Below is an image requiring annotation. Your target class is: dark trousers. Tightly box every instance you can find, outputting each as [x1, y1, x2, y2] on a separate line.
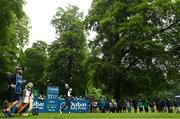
[61, 97, 71, 112]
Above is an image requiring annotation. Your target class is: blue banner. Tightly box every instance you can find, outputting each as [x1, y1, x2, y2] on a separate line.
[15, 75, 23, 94]
[33, 98, 89, 113]
[45, 86, 59, 112]
[32, 86, 89, 113]
[33, 97, 45, 112]
[59, 99, 89, 113]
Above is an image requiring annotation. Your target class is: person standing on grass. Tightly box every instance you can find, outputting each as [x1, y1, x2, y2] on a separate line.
[3, 67, 26, 117]
[60, 83, 72, 113]
[138, 98, 143, 112]
[126, 98, 131, 113]
[143, 98, 149, 113]
[132, 97, 138, 113]
[149, 99, 155, 112]
[3, 82, 33, 117]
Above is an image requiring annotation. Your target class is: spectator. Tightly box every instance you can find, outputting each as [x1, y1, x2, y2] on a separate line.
[132, 97, 138, 113]
[109, 100, 113, 113]
[99, 99, 106, 113]
[117, 99, 123, 113]
[3, 99, 9, 110]
[112, 99, 117, 113]
[167, 99, 173, 113]
[38, 94, 45, 101]
[122, 99, 127, 112]
[143, 98, 149, 113]
[88, 96, 94, 113]
[162, 98, 168, 113]
[138, 98, 143, 112]
[156, 98, 162, 112]
[126, 99, 131, 113]
[149, 99, 155, 112]
[92, 99, 98, 113]
[174, 99, 179, 113]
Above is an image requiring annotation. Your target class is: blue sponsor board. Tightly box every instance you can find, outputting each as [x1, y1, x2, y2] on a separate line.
[33, 98, 89, 113]
[15, 75, 23, 94]
[33, 97, 45, 112]
[59, 99, 89, 113]
[32, 86, 89, 113]
[45, 86, 59, 112]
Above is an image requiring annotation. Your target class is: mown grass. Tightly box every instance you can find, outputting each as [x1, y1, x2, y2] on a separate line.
[0, 112, 179, 119]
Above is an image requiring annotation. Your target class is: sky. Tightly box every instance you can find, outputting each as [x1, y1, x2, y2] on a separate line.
[23, 0, 93, 47]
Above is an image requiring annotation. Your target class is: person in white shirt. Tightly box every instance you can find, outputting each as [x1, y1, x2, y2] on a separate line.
[3, 82, 33, 117]
[60, 83, 72, 113]
[16, 82, 33, 116]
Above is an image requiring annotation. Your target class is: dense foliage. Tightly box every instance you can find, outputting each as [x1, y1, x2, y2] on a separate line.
[23, 41, 48, 93]
[48, 6, 88, 95]
[0, 0, 29, 98]
[85, 0, 180, 98]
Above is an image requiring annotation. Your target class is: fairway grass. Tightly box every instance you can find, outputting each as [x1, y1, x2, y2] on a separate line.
[0, 112, 179, 119]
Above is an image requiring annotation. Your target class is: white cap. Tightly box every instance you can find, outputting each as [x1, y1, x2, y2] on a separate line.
[65, 83, 69, 88]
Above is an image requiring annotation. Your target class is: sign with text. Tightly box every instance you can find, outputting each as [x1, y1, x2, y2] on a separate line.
[33, 98, 89, 113]
[32, 86, 89, 113]
[59, 99, 89, 113]
[33, 97, 45, 112]
[45, 86, 59, 112]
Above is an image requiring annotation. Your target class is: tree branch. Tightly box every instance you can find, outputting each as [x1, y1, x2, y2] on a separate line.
[146, 19, 180, 39]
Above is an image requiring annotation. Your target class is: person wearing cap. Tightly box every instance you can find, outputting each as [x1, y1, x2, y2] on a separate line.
[3, 82, 33, 117]
[60, 83, 72, 113]
[8, 67, 26, 102]
[3, 67, 26, 117]
[15, 82, 34, 116]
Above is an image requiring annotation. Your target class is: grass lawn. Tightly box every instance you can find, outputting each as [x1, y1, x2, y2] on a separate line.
[0, 112, 179, 119]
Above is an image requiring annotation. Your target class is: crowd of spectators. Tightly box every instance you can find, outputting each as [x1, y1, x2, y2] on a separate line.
[88, 97, 180, 113]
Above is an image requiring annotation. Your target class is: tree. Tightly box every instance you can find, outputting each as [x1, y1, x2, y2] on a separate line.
[0, 0, 29, 100]
[24, 41, 48, 93]
[48, 6, 88, 95]
[85, 0, 180, 98]
[0, 0, 29, 72]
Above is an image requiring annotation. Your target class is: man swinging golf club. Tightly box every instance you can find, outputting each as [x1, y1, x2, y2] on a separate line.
[60, 83, 72, 113]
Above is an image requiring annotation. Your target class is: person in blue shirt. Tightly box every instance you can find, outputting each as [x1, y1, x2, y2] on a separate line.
[3, 67, 26, 117]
